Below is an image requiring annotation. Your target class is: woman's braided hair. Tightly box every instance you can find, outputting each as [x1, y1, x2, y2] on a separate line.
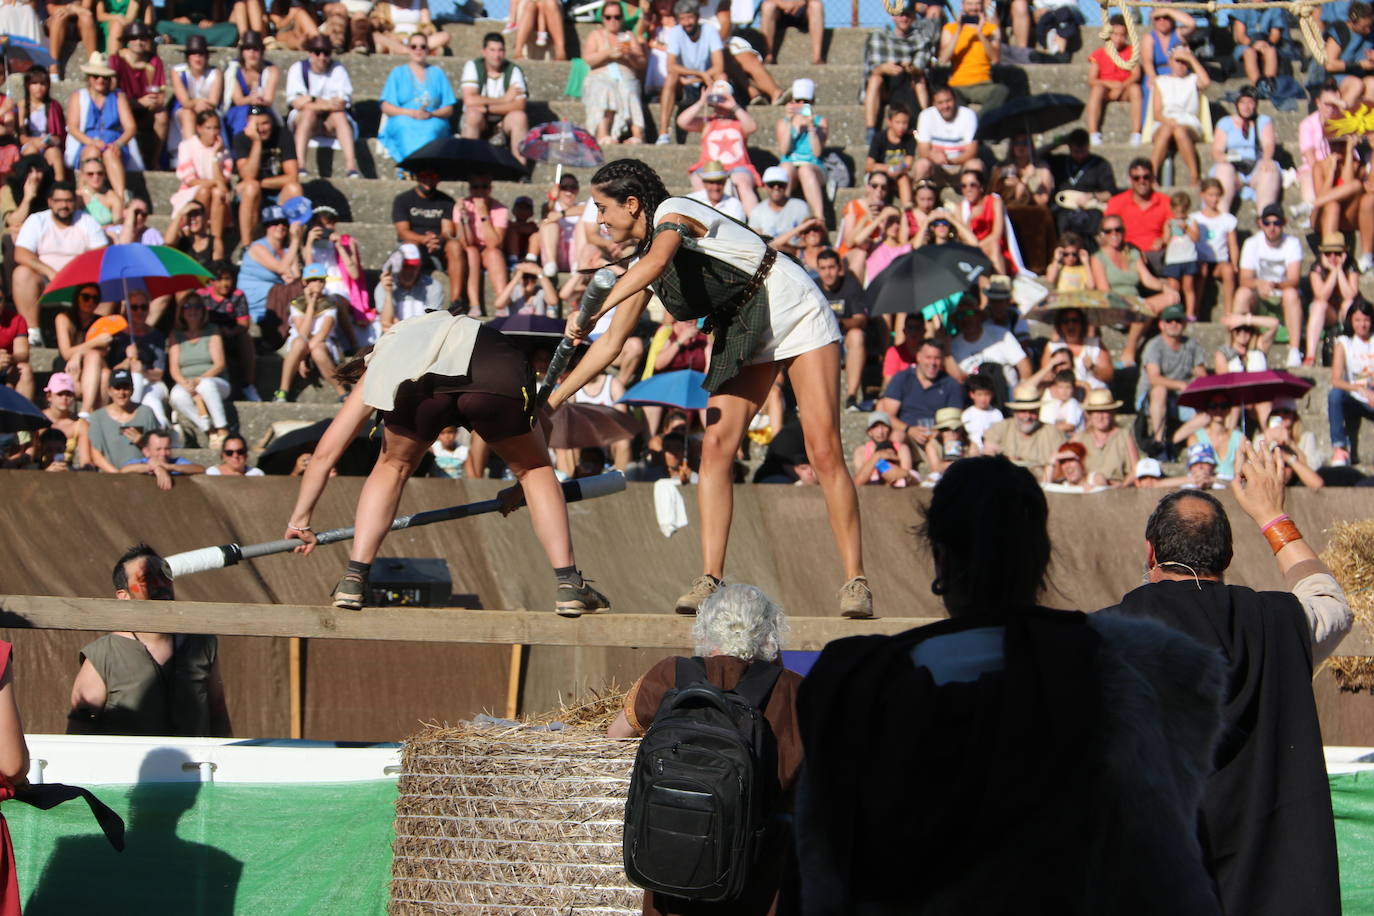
[590, 158, 671, 255]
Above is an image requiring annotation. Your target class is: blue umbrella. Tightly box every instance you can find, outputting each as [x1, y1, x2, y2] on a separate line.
[0, 385, 50, 433]
[618, 369, 709, 410]
[0, 35, 56, 77]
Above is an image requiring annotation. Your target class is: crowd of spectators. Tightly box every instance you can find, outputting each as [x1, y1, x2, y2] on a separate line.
[0, 0, 1373, 489]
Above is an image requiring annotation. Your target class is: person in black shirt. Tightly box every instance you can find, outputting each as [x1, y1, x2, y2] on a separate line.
[1044, 127, 1116, 240]
[817, 248, 872, 410]
[391, 168, 458, 301]
[233, 105, 305, 248]
[864, 102, 916, 207]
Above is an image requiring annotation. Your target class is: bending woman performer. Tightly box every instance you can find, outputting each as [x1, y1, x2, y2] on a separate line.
[282, 308, 610, 616]
[547, 159, 871, 618]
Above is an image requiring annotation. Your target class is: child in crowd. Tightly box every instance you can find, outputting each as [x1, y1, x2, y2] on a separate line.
[864, 103, 915, 208]
[1306, 233, 1360, 366]
[1039, 368, 1084, 434]
[1164, 190, 1199, 319]
[201, 259, 259, 400]
[505, 195, 539, 269]
[960, 373, 1004, 450]
[1190, 178, 1238, 316]
[860, 206, 909, 284]
[924, 406, 974, 479]
[1045, 231, 1094, 292]
[430, 425, 469, 478]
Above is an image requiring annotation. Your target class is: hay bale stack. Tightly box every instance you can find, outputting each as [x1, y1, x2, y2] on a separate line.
[390, 710, 641, 914]
[1321, 519, 1374, 692]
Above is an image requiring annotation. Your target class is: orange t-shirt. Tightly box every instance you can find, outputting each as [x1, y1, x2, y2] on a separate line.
[943, 22, 997, 86]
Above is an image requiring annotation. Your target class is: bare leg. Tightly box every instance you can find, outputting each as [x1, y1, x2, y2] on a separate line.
[279, 338, 307, 394]
[326, 111, 358, 173]
[699, 362, 778, 577]
[350, 429, 429, 563]
[491, 428, 576, 568]
[807, 0, 824, 64]
[1085, 85, 1106, 134]
[844, 327, 865, 400]
[1214, 162, 1238, 213]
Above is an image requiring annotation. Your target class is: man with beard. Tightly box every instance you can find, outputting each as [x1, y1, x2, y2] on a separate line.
[68, 544, 232, 736]
[982, 383, 1064, 470]
[11, 182, 108, 342]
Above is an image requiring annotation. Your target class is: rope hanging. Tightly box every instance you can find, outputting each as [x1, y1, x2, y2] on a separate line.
[1098, 0, 1337, 72]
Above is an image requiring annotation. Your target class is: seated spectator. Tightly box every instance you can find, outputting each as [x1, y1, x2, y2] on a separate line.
[1216, 311, 1277, 378]
[789, 219, 829, 274]
[376, 243, 443, 330]
[946, 295, 1031, 391]
[430, 425, 468, 478]
[110, 22, 167, 170]
[392, 168, 459, 304]
[923, 406, 975, 477]
[537, 172, 590, 276]
[371, 0, 454, 56]
[155, 0, 247, 47]
[876, 338, 964, 453]
[1072, 388, 1138, 486]
[111, 289, 170, 426]
[50, 2, 100, 78]
[1182, 442, 1223, 489]
[509, 0, 567, 60]
[1039, 369, 1083, 434]
[913, 86, 980, 188]
[53, 283, 113, 416]
[0, 292, 33, 404]
[856, 206, 908, 283]
[168, 110, 230, 245]
[957, 169, 1017, 275]
[862, 2, 934, 145]
[608, 583, 800, 913]
[304, 204, 368, 340]
[39, 373, 82, 464]
[17, 71, 67, 182]
[1104, 157, 1168, 256]
[1254, 399, 1323, 487]
[865, 103, 915, 208]
[685, 160, 745, 220]
[1328, 299, 1374, 466]
[74, 151, 121, 238]
[233, 105, 305, 249]
[1032, 0, 1083, 57]
[494, 260, 557, 317]
[505, 194, 538, 265]
[1231, 2, 1287, 95]
[960, 372, 1002, 449]
[994, 132, 1051, 209]
[749, 166, 811, 252]
[717, 21, 787, 108]
[224, 31, 280, 140]
[1045, 129, 1114, 238]
[982, 384, 1063, 469]
[238, 204, 302, 325]
[460, 33, 529, 165]
[1044, 234, 1096, 292]
[378, 34, 457, 167]
[79, 368, 160, 472]
[1313, 133, 1374, 274]
[451, 174, 507, 316]
[814, 248, 867, 409]
[1042, 440, 1106, 491]
[937, 0, 1009, 110]
[276, 262, 346, 402]
[1174, 392, 1245, 480]
[912, 205, 979, 250]
[205, 434, 263, 476]
[1298, 81, 1342, 213]
[1235, 204, 1304, 366]
[166, 201, 222, 274]
[852, 410, 914, 485]
[1041, 306, 1112, 391]
[1307, 233, 1360, 364]
[1140, 9, 1194, 124]
[1090, 213, 1177, 363]
[1136, 304, 1206, 454]
[1085, 16, 1142, 146]
[760, 0, 823, 65]
[882, 314, 923, 385]
[655, 0, 724, 144]
[582, 1, 647, 146]
[838, 171, 893, 280]
[1211, 87, 1278, 216]
[983, 274, 1028, 342]
[680, 90, 759, 211]
[65, 54, 141, 202]
[286, 35, 360, 179]
[68, 543, 230, 736]
[1325, 2, 1374, 109]
[775, 79, 827, 219]
[167, 294, 230, 448]
[169, 35, 223, 156]
[1191, 178, 1237, 314]
[1150, 46, 1210, 189]
[1163, 191, 1199, 320]
[200, 260, 257, 399]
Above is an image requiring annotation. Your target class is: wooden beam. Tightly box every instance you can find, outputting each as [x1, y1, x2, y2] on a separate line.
[2, 595, 1370, 657]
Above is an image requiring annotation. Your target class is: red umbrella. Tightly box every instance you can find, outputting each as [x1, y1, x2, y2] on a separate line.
[1179, 371, 1313, 410]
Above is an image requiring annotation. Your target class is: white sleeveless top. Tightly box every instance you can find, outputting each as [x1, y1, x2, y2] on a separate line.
[1339, 333, 1374, 406]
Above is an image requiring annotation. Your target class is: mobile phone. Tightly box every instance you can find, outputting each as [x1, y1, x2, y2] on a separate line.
[875, 459, 893, 474]
[799, 104, 813, 119]
[960, 13, 978, 24]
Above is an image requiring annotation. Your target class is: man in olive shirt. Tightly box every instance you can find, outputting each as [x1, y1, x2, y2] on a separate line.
[84, 370, 161, 473]
[68, 544, 231, 736]
[983, 384, 1065, 471]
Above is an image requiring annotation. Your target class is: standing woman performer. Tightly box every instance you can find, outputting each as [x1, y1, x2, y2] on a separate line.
[283, 308, 610, 617]
[547, 158, 872, 618]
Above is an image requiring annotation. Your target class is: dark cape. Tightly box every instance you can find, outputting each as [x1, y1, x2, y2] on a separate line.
[1108, 580, 1341, 916]
[794, 608, 1224, 916]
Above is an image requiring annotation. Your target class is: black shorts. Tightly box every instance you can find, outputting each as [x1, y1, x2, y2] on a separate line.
[382, 326, 536, 444]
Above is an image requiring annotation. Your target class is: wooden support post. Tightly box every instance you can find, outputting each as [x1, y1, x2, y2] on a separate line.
[505, 644, 525, 719]
[289, 637, 303, 740]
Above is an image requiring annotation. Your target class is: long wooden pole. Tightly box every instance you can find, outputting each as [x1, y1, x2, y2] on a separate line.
[289, 636, 303, 739]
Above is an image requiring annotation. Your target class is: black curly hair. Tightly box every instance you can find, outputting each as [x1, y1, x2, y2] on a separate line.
[590, 159, 670, 255]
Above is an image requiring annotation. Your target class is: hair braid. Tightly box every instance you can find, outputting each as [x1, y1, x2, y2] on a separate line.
[591, 159, 671, 254]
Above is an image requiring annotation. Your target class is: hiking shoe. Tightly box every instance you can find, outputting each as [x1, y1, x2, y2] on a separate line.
[555, 578, 610, 617]
[272, 389, 288, 403]
[839, 576, 874, 619]
[331, 573, 367, 611]
[674, 575, 721, 615]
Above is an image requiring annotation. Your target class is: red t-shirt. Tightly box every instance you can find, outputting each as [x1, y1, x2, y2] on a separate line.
[1105, 190, 1171, 253]
[1090, 46, 1133, 83]
[0, 311, 27, 354]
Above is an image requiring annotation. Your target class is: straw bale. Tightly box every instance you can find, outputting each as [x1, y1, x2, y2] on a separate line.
[1321, 520, 1374, 692]
[390, 692, 643, 916]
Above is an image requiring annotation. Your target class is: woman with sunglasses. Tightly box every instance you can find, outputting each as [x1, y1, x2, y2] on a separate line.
[549, 158, 872, 618]
[1307, 232, 1361, 364]
[1213, 311, 1277, 423]
[913, 206, 979, 249]
[75, 153, 122, 236]
[1328, 299, 1374, 466]
[1091, 215, 1178, 364]
[169, 294, 232, 449]
[957, 169, 1017, 275]
[53, 283, 111, 416]
[224, 31, 280, 139]
[1312, 134, 1374, 275]
[64, 54, 141, 202]
[16, 70, 65, 181]
[1041, 307, 1113, 391]
[838, 172, 892, 281]
[378, 32, 457, 164]
[166, 200, 222, 272]
[110, 288, 170, 426]
[582, 1, 647, 146]
[206, 434, 263, 476]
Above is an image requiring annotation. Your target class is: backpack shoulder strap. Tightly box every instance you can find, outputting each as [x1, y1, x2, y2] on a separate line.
[731, 660, 782, 710]
[674, 655, 709, 689]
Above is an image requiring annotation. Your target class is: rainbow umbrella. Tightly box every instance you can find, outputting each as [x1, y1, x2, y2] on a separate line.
[38, 244, 213, 306]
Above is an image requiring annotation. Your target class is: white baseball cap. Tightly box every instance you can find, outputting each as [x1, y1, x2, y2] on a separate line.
[1134, 458, 1163, 479]
[761, 165, 790, 186]
[791, 78, 816, 101]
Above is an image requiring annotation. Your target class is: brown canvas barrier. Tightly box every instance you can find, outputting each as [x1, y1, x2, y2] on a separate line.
[0, 472, 1371, 742]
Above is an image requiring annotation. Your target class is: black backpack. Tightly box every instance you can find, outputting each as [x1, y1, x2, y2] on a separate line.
[622, 657, 782, 903]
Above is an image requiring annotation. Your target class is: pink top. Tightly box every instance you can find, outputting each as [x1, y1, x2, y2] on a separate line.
[691, 119, 760, 181]
[169, 137, 231, 213]
[1299, 110, 1330, 170]
[864, 242, 908, 285]
[882, 345, 916, 379]
[454, 198, 509, 249]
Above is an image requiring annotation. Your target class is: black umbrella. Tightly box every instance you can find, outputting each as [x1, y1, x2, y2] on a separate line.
[486, 313, 567, 338]
[975, 93, 1085, 142]
[0, 386, 50, 432]
[397, 137, 526, 183]
[865, 244, 994, 323]
[257, 417, 382, 476]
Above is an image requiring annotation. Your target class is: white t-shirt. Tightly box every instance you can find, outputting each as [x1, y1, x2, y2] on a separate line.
[15, 209, 107, 269]
[663, 23, 723, 76]
[1039, 394, 1085, 430]
[205, 465, 265, 476]
[285, 60, 353, 105]
[915, 105, 979, 159]
[1239, 233, 1303, 286]
[687, 189, 746, 221]
[1190, 210, 1237, 263]
[459, 60, 528, 98]
[1339, 333, 1374, 406]
[951, 326, 1027, 388]
[748, 198, 811, 237]
[962, 405, 1003, 448]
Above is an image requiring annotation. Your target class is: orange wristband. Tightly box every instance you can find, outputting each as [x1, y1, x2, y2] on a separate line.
[1263, 520, 1303, 554]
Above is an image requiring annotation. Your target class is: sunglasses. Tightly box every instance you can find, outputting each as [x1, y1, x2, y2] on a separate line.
[1261, 218, 1284, 226]
[1101, 226, 1124, 234]
[765, 182, 788, 188]
[1161, 317, 1183, 323]
[222, 448, 247, 456]
[77, 292, 99, 301]
[602, 11, 622, 18]
[1061, 315, 1083, 323]
[868, 182, 888, 190]
[311, 49, 331, 56]
[1130, 173, 1153, 181]
[129, 303, 149, 311]
[931, 219, 951, 228]
[960, 181, 981, 189]
[1207, 401, 1229, 409]
[409, 43, 427, 50]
